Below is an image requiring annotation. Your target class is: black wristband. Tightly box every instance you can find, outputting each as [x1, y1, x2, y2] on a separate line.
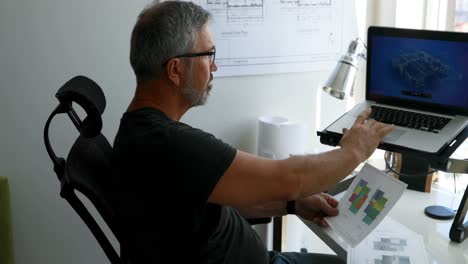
[286, 200, 295, 215]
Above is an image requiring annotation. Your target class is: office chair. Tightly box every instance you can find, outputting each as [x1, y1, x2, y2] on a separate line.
[43, 76, 123, 264]
[43, 76, 277, 263]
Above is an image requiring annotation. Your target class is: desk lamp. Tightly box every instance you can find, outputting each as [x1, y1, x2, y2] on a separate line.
[322, 38, 366, 100]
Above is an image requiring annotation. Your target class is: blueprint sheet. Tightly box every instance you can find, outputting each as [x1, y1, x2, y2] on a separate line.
[184, 0, 356, 76]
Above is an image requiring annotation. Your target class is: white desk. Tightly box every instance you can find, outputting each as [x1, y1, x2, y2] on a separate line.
[301, 188, 468, 264]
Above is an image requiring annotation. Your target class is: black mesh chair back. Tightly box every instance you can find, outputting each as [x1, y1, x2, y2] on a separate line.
[43, 76, 122, 264]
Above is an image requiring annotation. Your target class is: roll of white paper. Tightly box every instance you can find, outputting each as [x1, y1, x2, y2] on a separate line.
[257, 116, 307, 160]
[256, 115, 307, 251]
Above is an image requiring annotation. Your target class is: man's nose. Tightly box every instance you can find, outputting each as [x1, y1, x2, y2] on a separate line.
[211, 62, 218, 72]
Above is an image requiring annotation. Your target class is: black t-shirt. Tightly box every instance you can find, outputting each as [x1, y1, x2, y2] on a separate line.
[111, 108, 268, 264]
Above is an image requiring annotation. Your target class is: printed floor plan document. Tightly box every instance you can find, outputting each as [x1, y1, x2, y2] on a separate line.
[325, 163, 408, 247]
[348, 216, 429, 264]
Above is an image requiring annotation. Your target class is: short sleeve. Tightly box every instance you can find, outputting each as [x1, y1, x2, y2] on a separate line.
[168, 124, 236, 206]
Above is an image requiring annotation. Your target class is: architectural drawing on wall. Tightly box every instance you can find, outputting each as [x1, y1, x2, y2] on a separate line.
[280, 0, 332, 22]
[184, 0, 350, 76]
[204, 0, 264, 23]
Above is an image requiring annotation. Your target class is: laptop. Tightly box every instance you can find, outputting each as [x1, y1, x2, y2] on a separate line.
[323, 26, 468, 154]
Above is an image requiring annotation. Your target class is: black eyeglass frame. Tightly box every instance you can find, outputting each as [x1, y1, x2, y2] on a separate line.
[163, 48, 216, 66]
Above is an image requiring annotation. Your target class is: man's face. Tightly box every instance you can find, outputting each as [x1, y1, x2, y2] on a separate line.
[181, 26, 217, 107]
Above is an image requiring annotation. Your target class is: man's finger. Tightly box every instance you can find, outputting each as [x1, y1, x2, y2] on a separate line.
[325, 196, 339, 208]
[320, 204, 339, 216]
[365, 119, 377, 128]
[377, 124, 395, 138]
[352, 108, 372, 127]
[321, 193, 339, 207]
[313, 217, 320, 225]
[320, 219, 329, 227]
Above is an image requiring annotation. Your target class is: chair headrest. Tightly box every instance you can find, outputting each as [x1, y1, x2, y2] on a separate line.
[55, 76, 106, 137]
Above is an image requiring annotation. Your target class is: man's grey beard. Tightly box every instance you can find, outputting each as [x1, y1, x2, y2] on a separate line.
[181, 73, 212, 107]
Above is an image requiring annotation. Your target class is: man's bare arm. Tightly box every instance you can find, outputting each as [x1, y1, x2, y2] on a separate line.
[234, 200, 287, 219]
[209, 109, 393, 208]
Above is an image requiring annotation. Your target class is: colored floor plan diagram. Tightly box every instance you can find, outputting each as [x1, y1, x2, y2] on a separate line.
[349, 179, 371, 214]
[348, 179, 388, 225]
[363, 189, 388, 225]
[325, 164, 408, 247]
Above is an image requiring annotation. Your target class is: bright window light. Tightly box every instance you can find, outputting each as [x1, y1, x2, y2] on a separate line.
[396, 0, 425, 29]
[455, 0, 468, 31]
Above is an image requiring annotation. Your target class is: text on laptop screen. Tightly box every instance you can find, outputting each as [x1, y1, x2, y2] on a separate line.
[369, 35, 468, 110]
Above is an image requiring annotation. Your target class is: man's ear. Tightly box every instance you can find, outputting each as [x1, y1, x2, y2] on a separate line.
[165, 58, 185, 87]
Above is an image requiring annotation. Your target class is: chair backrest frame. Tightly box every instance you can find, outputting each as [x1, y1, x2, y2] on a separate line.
[43, 76, 122, 264]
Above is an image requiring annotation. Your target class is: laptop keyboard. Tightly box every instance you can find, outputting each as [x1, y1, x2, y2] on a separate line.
[369, 105, 450, 133]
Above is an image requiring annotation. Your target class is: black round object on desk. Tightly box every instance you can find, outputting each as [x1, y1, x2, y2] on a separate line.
[424, 205, 455, 220]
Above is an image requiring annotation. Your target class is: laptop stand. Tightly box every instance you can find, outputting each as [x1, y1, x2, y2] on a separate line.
[449, 184, 468, 243]
[317, 126, 467, 172]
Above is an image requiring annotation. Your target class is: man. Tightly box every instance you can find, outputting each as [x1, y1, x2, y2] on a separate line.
[111, 1, 393, 263]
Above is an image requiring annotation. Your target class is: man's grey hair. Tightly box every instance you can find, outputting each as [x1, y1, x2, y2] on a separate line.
[130, 1, 212, 84]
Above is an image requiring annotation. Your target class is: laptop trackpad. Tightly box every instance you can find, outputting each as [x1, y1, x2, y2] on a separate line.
[384, 129, 405, 143]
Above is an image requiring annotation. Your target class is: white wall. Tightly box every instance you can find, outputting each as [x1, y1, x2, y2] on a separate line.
[0, 1, 355, 263]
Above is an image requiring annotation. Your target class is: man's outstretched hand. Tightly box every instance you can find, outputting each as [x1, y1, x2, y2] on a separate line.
[339, 108, 394, 163]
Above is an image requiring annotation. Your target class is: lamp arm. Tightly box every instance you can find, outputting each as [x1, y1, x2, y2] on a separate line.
[354, 38, 367, 61]
[358, 53, 367, 60]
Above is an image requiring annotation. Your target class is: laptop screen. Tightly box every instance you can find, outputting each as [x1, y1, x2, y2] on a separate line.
[367, 27, 468, 115]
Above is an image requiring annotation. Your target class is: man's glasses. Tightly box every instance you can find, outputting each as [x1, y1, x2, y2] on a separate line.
[165, 48, 216, 66]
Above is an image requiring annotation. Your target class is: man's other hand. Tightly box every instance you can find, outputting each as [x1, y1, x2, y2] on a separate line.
[295, 193, 339, 227]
